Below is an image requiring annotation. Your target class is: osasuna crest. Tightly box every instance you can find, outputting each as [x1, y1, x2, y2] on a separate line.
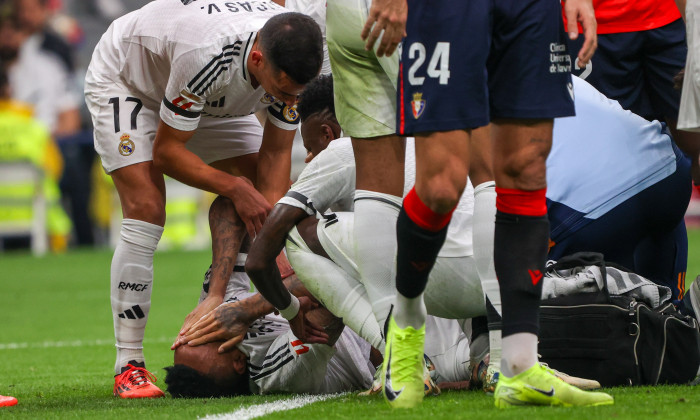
[118, 133, 135, 156]
[411, 92, 425, 119]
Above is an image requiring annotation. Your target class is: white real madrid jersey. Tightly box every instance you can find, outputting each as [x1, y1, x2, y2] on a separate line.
[277, 138, 475, 257]
[86, 0, 299, 132]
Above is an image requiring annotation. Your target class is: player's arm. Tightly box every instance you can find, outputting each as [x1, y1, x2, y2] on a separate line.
[178, 275, 327, 353]
[563, 0, 597, 67]
[257, 118, 296, 205]
[176, 196, 247, 339]
[361, 0, 408, 57]
[245, 203, 331, 343]
[152, 120, 270, 237]
[675, 0, 686, 20]
[245, 203, 307, 309]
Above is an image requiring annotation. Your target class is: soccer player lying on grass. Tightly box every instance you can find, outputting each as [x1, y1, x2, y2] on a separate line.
[168, 268, 379, 396]
[167, 195, 472, 395]
[172, 181, 599, 396]
[176, 74, 601, 392]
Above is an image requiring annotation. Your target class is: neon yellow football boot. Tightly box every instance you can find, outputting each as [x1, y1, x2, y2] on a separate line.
[494, 363, 613, 408]
[382, 316, 426, 409]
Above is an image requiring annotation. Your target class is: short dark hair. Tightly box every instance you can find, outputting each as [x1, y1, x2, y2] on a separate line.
[164, 364, 251, 398]
[259, 12, 323, 85]
[298, 74, 334, 122]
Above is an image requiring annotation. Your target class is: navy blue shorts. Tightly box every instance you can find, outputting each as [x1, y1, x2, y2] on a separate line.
[568, 18, 687, 121]
[398, 0, 574, 135]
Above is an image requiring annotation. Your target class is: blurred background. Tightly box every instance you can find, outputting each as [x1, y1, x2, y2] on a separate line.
[0, 0, 311, 255]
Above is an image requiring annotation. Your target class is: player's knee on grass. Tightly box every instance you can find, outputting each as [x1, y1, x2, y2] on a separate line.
[167, 343, 250, 397]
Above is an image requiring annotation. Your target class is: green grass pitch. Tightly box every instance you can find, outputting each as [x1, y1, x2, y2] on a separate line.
[2, 230, 700, 419]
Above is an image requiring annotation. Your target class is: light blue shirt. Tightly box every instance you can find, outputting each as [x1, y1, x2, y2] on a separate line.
[547, 77, 677, 220]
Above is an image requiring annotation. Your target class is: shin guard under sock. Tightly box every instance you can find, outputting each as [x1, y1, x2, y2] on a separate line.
[111, 219, 163, 373]
[494, 210, 549, 337]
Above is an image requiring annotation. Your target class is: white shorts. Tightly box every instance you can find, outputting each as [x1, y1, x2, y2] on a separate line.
[424, 317, 471, 384]
[326, 0, 398, 138]
[312, 212, 486, 319]
[679, 1, 700, 132]
[85, 78, 263, 173]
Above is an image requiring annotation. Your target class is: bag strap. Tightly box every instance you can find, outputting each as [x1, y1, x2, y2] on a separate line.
[546, 252, 611, 301]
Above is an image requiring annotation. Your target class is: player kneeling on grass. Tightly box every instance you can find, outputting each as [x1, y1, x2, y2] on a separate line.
[167, 196, 466, 395]
[175, 75, 604, 397]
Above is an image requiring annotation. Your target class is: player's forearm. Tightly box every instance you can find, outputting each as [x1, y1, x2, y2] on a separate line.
[237, 276, 302, 320]
[245, 205, 302, 309]
[153, 139, 246, 199]
[256, 147, 292, 204]
[208, 196, 247, 298]
[255, 120, 295, 204]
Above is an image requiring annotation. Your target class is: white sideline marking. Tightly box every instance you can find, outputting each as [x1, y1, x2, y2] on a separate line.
[199, 393, 344, 420]
[0, 336, 172, 350]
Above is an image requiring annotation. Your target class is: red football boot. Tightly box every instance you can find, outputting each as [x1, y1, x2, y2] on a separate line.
[0, 395, 18, 407]
[113, 362, 165, 399]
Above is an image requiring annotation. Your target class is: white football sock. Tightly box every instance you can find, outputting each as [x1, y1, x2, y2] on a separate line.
[111, 218, 163, 373]
[501, 332, 538, 377]
[473, 181, 502, 370]
[353, 190, 402, 330]
[286, 232, 384, 350]
[394, 292, 427, 329]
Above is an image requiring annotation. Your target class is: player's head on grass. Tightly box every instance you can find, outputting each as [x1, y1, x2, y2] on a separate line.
[165, 342, 250, 398]
[249, 12, 323, 107]
[297, 74, 340, 163]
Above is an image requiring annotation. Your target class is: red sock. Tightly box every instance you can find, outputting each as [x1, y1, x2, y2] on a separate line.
[403, 188, 455, 232]
[495, 187, 547, 217]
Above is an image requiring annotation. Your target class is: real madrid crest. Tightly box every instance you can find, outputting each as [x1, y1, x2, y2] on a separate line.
[283, 105, 299, 122]
[411, 92, 425, 119]
[260, 93, 276, 104]
[118, 133, 135, 156]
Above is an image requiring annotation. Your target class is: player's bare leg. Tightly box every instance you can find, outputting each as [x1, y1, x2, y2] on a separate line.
[110, 161, 165, 398]
[490, 119, 550, 379]
[490, 119, 613, 407]
[386, 129, 469, 408]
